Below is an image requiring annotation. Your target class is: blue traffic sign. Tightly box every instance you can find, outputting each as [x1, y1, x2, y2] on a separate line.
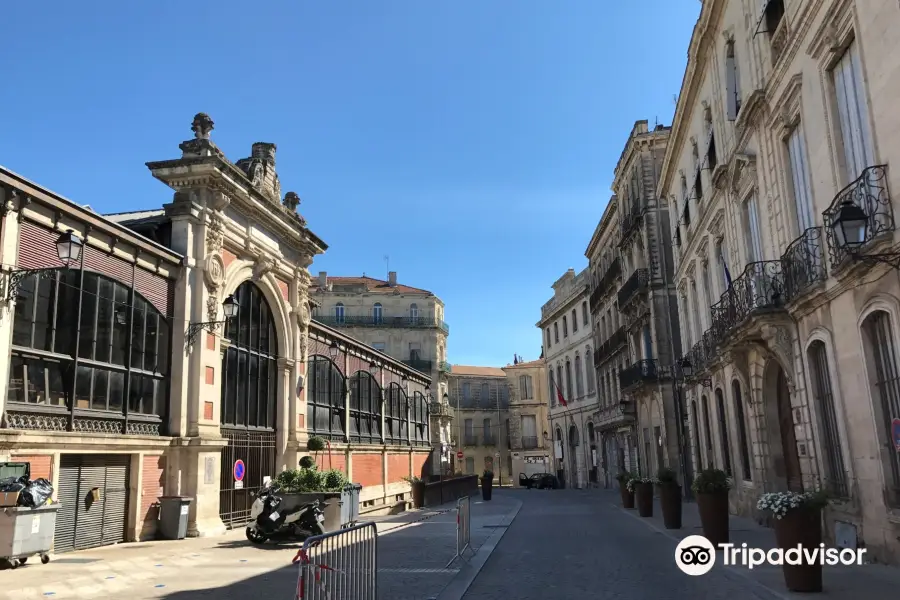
[892, 418, 900, 452]
[234, 459, 245, 482]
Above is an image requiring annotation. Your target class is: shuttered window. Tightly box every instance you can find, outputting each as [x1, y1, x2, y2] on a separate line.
[787, 125, 816, 233]
[808, 340, 848, 497]
[833, 40, 874, 183]
[862, 311, 900, 506]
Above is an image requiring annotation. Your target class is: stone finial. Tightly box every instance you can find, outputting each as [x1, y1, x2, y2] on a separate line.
[191, 113, 214, 140]
[283, 191, 301, 211]
[252, 142, 277, 165]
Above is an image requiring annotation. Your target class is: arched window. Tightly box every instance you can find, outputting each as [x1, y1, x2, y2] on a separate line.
[222, 281, 279, 429]
[349, 371, 381, 443]
[564, 360, 573, 401]
[555, 427, 564, 458]
[307, 356, 345, 439]
[807, 340, 847, 496]
[732, 380, 752, 481]
[409, 303, 419, 322]
[410, 391, 429, 446]
[701, 395, 714, 469]
[585, 346, 595, 393]
[372, 303, 383, 325]
[861, 310, 900, 506]
[691, 399, 702, 472]
[7, 269, 170, 433]
[334, 302, 345, 324]
[574, 354, 584, 397]
[386, 382, 408, 443]
[715, 388, 732, 476]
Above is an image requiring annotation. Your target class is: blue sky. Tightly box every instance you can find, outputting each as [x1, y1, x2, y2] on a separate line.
[1, 1, 698, 367]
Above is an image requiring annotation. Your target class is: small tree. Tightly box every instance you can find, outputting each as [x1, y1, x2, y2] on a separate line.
[307, 436, 326, 466]
[299, 455, 316, 469]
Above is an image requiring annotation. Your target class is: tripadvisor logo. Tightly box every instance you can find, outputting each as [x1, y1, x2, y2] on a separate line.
[674, 535, 866, 576]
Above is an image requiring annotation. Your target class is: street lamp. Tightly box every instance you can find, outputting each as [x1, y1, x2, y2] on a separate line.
[328, 341, 340, 360]
[6, 229, 85, 302]
[831, 197, 900, 268]
[679, 357, 711, 388]
[185, 294, 239, 346]
[368, 361, 380, 375]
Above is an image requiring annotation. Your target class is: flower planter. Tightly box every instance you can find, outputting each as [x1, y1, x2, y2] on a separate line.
[618, 480, 635, 509]
[696, 491, 729, 545]
[634, 482, 654, 517]
[773, 508, 823, 593]
[410, 481, 425, 508]
[657, 483, 682, 529]
[480, 477, 493, 501]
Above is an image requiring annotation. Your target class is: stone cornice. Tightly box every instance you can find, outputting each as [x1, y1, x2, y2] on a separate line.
[807, 0, 854, 61]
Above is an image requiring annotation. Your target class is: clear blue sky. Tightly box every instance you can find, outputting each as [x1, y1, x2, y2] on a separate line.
[1, 1, 698, 367]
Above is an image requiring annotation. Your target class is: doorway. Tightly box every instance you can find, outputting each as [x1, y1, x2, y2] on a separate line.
[766, 360, 803, 492]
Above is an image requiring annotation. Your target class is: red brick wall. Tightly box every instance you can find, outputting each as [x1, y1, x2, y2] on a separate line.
[11, 455, 52, 481]
[315, 453, 347, 474]
[387, 453, 410, 484]
[412, 452, 429, 480]
[140, 455, 166, 540]
[353, 454, 383, 487]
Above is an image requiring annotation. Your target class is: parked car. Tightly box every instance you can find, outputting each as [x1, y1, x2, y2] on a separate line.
[519, 472, 559, 490]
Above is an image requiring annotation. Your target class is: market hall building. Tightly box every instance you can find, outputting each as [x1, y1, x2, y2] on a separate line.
[0, 113, 434, 553]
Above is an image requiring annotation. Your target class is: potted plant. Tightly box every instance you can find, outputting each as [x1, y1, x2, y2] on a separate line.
[757, 490, 829, 593]
[630, 476, 655, 517]
[615, 471, 635, 509]
[691, 468, 732, 545]
[272, 462, 355, 531]
[403, 476, 426, 508]
[656, 467, 682, 529]
[481, 470, 494, 501]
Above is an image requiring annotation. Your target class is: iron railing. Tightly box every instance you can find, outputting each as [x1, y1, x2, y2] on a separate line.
[822, 164, 893, 268]
[294, 522, 377, 599]
[617, 268, 650, 308]
[481, 433, 496, 446]
[313, 315, 450, 332]
[462, 434, 478, 446]
[590, 257, 622, 311]
[594, 327, 627, 365]
[402, 358, 433, 372]
[781, 226, 826, 302]
[521, 436, 539, 449]
[619, 359, 669, 390]
[619, 204, 646, 246]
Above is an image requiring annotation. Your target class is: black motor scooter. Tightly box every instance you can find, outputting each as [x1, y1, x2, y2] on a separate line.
[245, 482, 327, 544]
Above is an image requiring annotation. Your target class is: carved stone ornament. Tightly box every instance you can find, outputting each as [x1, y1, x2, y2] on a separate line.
[207, 295, 219, 322]
[204, 252, 226, 290]
[192, 113, 214, 140]
[247, 163, 263, 189]
[298, 300, 311, 327]
[299, 333, 308, 360]
[283, 191, 300, 212]
[253, 256, 276, 280]
[206, 216, 224, 253]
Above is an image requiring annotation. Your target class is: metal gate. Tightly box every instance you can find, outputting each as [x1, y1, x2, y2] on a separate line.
[219, 428, 277, 528]
[55, 454, 130, 553]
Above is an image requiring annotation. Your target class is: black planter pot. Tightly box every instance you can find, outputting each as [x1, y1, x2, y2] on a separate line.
[657, 483, 682, 529]
[773, 508, 823, 593]
[634, 482, 653, 517]
[618, 480, 635, 509]
[697, 491, 729, 545]
[411, 481, 425, 508]
[481, 477, 493, 501]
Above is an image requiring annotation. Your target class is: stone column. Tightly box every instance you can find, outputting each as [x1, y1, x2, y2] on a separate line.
[0, 188, 24, 422]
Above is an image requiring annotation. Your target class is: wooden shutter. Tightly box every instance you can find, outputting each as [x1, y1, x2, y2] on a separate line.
[17, 221, 61, 269]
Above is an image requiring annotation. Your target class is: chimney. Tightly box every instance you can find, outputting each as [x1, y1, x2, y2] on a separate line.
[388, 271, 397, 287]
[251, 142, 277, 165]
[318, 271, 327, 288]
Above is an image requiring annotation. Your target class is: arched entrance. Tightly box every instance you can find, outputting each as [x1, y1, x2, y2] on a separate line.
[568, 424, 580, 488]
[218, 281, 280, 527]
[764, 360, 803, 492]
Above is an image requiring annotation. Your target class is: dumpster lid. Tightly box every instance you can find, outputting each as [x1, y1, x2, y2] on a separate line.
[0, 462, 30, 482]
[159, 496, 193, 501]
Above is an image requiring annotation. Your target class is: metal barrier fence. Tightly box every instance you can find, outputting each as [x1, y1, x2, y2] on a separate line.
[446, 495, 472, 567]
[292, 522, 377, 600]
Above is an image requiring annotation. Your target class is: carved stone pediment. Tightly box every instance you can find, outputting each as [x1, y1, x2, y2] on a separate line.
[696, 235, 710, 261]
[729, 153, 757, 196]
[707, 209, 725, 238]
[685, 259, 696, 279]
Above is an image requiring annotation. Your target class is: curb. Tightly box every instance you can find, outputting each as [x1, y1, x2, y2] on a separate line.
[433, 498, 523, 600]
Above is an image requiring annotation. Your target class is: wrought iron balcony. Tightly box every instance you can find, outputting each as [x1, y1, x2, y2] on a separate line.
[314, 315, 450, 332]
[402, 358, 433, 372]
[708, 260, 785, 346]
[594, 326, 627, 365]
[617, 268, 650, 308]
[592, 257, 622, 304]
[619, 205, 646, 247]
[781, 226, 826, 303]
[682, 327, 720, 380]
[521, 436, 539, 449]
[823, 165, 893, 268]
[619, 359, 670, 390]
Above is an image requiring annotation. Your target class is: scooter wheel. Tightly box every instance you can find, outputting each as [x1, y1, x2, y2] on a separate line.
[18, 557, 27, 565]
[40, 554, 50, 565]
[8, 559, 18, 569]
[245, 527, 268, 544]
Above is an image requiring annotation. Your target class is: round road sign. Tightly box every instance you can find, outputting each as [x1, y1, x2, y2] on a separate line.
[892, 418, 900, 452]
[233, 459, 245, 482]
[456, 451, 464, 460]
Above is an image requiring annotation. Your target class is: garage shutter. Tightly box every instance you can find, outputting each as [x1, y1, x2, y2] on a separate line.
[54, 455, 131, 553]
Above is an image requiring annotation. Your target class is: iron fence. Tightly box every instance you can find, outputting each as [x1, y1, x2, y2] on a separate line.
[781, 226, 826, 302]
[293, 522, 377, 600]
[617, 268, 650, 308]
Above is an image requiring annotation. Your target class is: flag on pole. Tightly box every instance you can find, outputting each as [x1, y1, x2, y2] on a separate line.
[554, 380, 568, 407]
[720, 245, 733, 289]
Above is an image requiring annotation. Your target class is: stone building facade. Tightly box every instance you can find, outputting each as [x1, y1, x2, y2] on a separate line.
[446, 365, 510, 483]
[0, 114, 432, 552]
[537, 268, 598, 489]
[502, 358, 552, 484]
[662, 0, 900, 563]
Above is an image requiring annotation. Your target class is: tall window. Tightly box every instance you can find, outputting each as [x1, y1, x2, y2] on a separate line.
[725, 39, 742, 120]
[372, 302, 383, 324]
[556, 364, 564, 403]
[582, 301, 589, 326]
[702, 262, 713, 325]
[563, 316, 568, 337]
[732, 381, 752, 481]
[787, 125, 815, 233]
[690, 282, 702, 342]
[691, 400, 703, 472]
[334, 302, 345, 324]
[307, 356, 345, 439]
[480, 382, 491, 408]
[464, 418, 474, 445]
[574, 354, 584, 397]
[7, 269, 170, 429]
[715, 389, 733, 476]
[572, 309, 578, 332]
[518, 374, 533, 399]
[349, 371, 381, 443]
[410, 391, 429, 446]
[462, 382, 471, 401]
[680, 294, 692, 348]
[222, 281, 278, 429]
[585, 346, 595, 393]
[807, 341, 848, 497]
[546, 328, 551, 348]
[386, 382, 408, 444]
[832, 40, 874, 183]
[483, 418, 492, 444]
[549, 370, 557, 406]
[554, 323, 559, 343]
[702, 395, 714, 468]
[564, 360, 573, 402]
[743, 194, 764, 262]
[521, 415, 537, 449]
[409, 303, 419, 321]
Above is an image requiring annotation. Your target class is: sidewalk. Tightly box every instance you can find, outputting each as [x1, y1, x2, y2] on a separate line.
[596, 487, 900, 599]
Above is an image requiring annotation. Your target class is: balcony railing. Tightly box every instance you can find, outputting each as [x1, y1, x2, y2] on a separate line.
[823, 164, 893, 268]
[463, 434, 478, 446]
[619, 204, 646, 246]
[521, 436, 539, 449]
[402, 358, 433, 372]
[314, 315, 450, 332]
[781, 226, 826, 303]
[707, 260, 784, 348]
[481, 433, 496, 446]
[594, 326, 627, 365]
[590, 257, 622, 312]
[619, 359, 670, 390]
[617, 268, 650, 308]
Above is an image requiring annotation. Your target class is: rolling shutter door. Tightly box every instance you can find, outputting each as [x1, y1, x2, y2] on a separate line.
[97, 455, 130, 547]
[54, 456, 80, 554]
